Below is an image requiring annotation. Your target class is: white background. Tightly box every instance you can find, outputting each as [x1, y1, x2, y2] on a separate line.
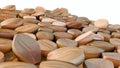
[0, 0, 120, 24]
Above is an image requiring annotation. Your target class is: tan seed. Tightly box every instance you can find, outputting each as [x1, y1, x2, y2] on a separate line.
[0, 38, 12, 53]
[89, 41, 114, 51]
[84, 58, 114, 68]
[102, 52, 120, 67]
[36, 31, 54, 40]
[38, 40, 57, 57]
[79, 45, 104, 59]
[94, 19, 108, 29]
[1, 18, 23, 29]
[12, 34, 41, 64]
[2, 5, 16, 10]
[15, 24, 38, 33]
[56, 38, 78, 47]
[67, 29, 82, 38]
[0, 62, 37, 68]
[39, 60, 78, 68]
[54, 32, 73, 40]
[47, 47, 85, 65]
[75, 31, 93, 45]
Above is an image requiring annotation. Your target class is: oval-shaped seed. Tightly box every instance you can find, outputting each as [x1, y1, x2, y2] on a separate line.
[23, 16, 36, 19]
[36, 31, 54, 40]
[12, 34, 41, 64]
[56, 38, 78, 47]
[1, 18, 23, 29]
[2, 5, 16, 10]
[38, 27, 53, 33]
[89, 41, 114, 51]
[0, 29, 16, 39]
[21, 8, 34, 14]
[67, 21, 82, 29]
[75, 31, 93, 45]
[52, 21, 66, 27]
[39, 60, 78, 68]
[23, 18, 40, 24]
[82, 25, 99, 33]
[111, 32, 120, 39]
[54, 32, 73, 40]
[79, 46, 104, 59]
[67, 29, 82, 38]
[15, 24, 38, 33]
[94, 19, 108, 29]
[84, 58, 114, 68]
[97, 32, 111, 42]
[38, 40, 57, 57]
[110, 38, 120, 48]
[0, 38, 12, 53]
[48, 25, 67, 32]
[0, 62, 37, 68]
[102, 52, 120, 67]
[47, 47, 85, 65]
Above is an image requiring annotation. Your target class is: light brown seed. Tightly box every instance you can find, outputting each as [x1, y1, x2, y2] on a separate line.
[36, 31, 54, 40]
[84, 58, 114, 68]
[79, 46, 104, 59]
[39, 60, 79, 68]
[0, 28, 16, 39]
[102, 52, 120, 67]
[52, 21, 66, 27]
[94, 19, 108, 29]
[0, 9, 20, 15]
[15, 24, 38, 33]
[82, 25, 99, 33]
[41, 17, 56, 23]
[75, 31, 93, 45]
[89, 41, 114, 51]
[67, 29, 82, 38]
[108, 24, 120, 32]
[38, 40, 57, 57]
[111, 32, 120, 38]
[56, 38, 78, 47]
[48, 25, 67, 32]
[23, 18, 40, 25]
[54, 32, 73, 40]
[38, 27, 53, 33]
[0, 18, 23, 29]
[47, 47, 85, 65]
[12, 34, 41, 64]
[0, 38, 12, 53]
[2, 5, 16, 10]
[23, 16, 36, 19]
[91, 33, 104, 41]
[38, 22, 51, 27]
[110, 38, 120, 48]
[0, 62, 37, 68]
[21, 8, 35, 14]
[34, 6, 46, 14]
[67, 21, 82, 29]
[98, 29, 111, 34]
[97, 32, 111, 42]
[0, 13, 16, 22]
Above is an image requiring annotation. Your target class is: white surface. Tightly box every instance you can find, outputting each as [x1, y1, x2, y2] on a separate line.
[0, 0, 120, 24]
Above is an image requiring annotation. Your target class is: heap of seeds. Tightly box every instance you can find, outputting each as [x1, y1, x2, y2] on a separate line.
[0, 5, 120, 68]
